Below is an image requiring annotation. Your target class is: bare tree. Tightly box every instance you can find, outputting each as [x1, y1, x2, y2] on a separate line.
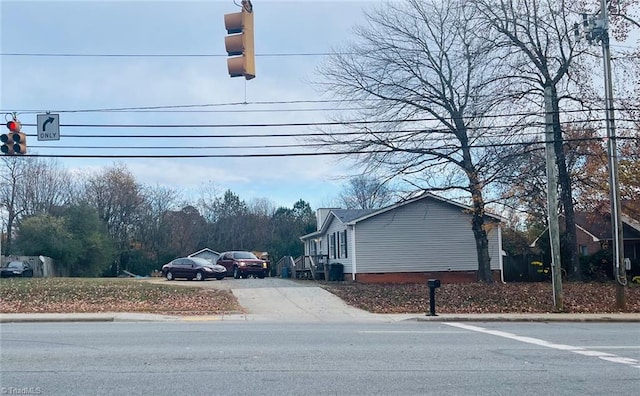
[475, 0, 587, 280]
[163, 205, 207, 255]
[339, 175, 394, 209]
[137, 184, 182, 265]
[21, 157, 73, 217]
[194, 181, 221, 223]
[316, 0, 515, 282]
[0, 157, 26, 254]
[0, 157, 73, 254]
[80, 163, 144, 274]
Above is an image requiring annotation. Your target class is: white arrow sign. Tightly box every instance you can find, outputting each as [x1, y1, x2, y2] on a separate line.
[37, 114, 60, 141]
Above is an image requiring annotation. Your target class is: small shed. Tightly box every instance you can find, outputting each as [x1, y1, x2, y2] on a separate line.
[187, 248, 221, 264]
[1, 255, 59, 277]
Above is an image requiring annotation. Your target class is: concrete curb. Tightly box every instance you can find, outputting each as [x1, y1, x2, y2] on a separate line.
[2, 312, 639, 324]
[0, 313, 177, 323]
[414, 313, 640, 322]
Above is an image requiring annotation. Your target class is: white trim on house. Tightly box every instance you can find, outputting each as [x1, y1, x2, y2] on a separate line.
[343, 192, 504, 226]
[622, 214, 640, 233]
[498, 225, 504, 283]
[300, 192, 503, 278]
[188, 248, 220, 257]
[351, 224, 357, 281]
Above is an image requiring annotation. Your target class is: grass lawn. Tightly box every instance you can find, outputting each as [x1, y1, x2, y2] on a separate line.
[0, 277, 241, 315]
[320, 281, 640, 314]
[1, 277, 638, 315]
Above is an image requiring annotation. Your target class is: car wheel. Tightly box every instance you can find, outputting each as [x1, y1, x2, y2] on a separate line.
[258, 272, 265, 279]
[195, 271, 204, 281]
[233, 266, 241, 279]
[166, 271, 174, 281]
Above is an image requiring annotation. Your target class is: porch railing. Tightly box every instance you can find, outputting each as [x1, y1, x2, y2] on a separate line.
[274, 254, 329, 279]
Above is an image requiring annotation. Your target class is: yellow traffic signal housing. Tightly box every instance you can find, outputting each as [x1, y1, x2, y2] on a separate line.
[12, 132, 27, 154]
[224, 0, 255, 80]
[1, 132, 15, 154]
[2, 119, 25, 155]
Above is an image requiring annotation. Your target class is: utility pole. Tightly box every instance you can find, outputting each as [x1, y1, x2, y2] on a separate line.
[575, 0, 626, 308]
[544, 86, 563, 312]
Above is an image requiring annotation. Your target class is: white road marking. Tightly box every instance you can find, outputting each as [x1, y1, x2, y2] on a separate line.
[445, 322, 640, 370]
[358, 330, 466, 334]
[576, 346, 640, 350]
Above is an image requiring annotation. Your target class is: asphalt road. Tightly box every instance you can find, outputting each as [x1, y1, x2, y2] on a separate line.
[1, 321, 638, 395]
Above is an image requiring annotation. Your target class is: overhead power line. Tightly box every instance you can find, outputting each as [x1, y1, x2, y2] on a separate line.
[0, 52, 343, 58]
[21, 135, 638, 159]
[13, 116, 638, 135]
[2, 46, 634, 58]
[3, 100, 636, 115]
[0, 99, 369, 114]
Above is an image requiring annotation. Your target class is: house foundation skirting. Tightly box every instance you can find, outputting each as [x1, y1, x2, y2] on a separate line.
[348, 271, 502, 284]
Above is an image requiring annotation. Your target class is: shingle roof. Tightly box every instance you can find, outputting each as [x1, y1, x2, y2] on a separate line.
[331, 209, 377, 223]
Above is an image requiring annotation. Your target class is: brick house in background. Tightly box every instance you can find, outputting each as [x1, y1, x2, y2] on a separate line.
[574, 211, 640, 268]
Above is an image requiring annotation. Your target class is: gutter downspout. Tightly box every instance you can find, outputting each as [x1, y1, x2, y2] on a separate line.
[351, 224, 356, 281]
[498, 225, 504, 283]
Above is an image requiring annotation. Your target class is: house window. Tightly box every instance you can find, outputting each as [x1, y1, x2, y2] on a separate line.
[329, 233, 336, 259]
[579, 245, 588, 256]
[340, 230, 347, 258]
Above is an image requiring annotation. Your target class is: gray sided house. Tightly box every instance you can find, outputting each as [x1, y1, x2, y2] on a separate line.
[300, 193, 503, 283]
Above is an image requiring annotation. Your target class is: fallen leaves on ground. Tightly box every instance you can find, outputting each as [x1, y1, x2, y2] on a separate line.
[2, 278, 638, 315]
[320, 281, 640, 314]
[0, 278, 242, 315]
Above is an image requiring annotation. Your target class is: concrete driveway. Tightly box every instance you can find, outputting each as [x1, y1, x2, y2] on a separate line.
[152, 277, 413, 322]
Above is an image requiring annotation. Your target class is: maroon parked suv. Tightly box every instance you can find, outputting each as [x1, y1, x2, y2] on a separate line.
[216, 251, 268, 279]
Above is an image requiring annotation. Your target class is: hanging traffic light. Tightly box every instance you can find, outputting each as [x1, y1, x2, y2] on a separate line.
[224, 0, 255, 80]
[12, 129, 27, 154]
[2, 118, 25, 155]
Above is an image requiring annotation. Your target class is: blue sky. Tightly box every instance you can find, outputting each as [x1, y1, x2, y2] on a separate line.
[0, 0, 382, 210]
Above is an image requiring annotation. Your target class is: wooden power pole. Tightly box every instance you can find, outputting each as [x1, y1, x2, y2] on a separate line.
[544, 86, 563, 312]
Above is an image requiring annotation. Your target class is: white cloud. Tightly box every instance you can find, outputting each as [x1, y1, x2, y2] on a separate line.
[1, 1, 380, 209]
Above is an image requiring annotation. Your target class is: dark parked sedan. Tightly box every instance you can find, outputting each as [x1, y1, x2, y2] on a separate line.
[216, 251, 268, 279]
[0, 261, 34, 278]
[162, 257, 226, 281]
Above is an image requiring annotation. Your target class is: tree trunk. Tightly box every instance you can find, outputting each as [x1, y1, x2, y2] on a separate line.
[550, 86, 581, 280]
[470, 178, 493, 283]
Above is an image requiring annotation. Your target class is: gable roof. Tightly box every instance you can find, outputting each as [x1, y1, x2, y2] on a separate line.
[574, 212, 640, 239]
[300, 192, 502, 240]
[331, 209, 377, 224]
[530, 210, 640, 247]
[187, 248, 220, 257]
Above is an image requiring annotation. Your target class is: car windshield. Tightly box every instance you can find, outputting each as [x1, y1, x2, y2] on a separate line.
[6, 262, 23, 269]
[191, 258, 213, 266]
[234, 252, 257, 259]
